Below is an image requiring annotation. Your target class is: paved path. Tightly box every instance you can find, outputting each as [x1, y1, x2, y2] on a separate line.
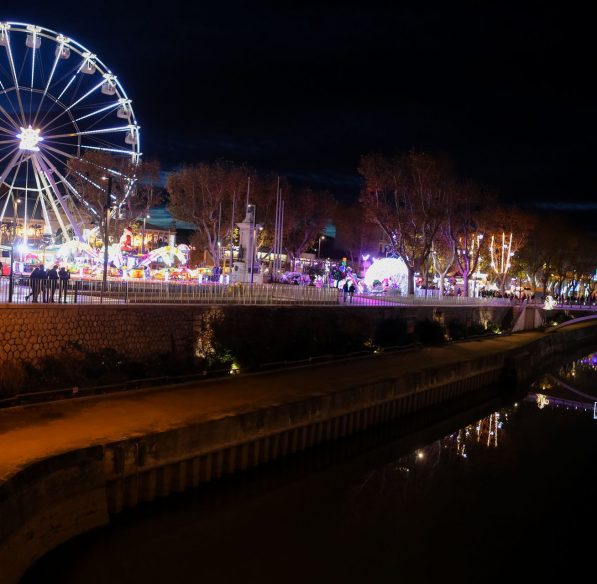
[1, 326, 589, 484]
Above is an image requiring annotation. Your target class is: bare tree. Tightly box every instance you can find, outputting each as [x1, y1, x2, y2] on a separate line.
[450, 182, 494, 297]
[282, 187, 337, 270]
[432, 220, 455, 297]
[486, 206, 533, 294]
[334, 201, 381, 273]
[359, 151, 452, 294]
[67, 152, 158, 246]
[167, 161, 252, 266]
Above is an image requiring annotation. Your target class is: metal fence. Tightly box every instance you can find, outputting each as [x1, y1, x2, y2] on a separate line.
[3, 275, 593, 308]
[0, 276, 341, 305]
[344, 292, 515, 307]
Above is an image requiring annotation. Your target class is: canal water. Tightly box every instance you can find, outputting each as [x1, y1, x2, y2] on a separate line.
[22, 350, 597, 584]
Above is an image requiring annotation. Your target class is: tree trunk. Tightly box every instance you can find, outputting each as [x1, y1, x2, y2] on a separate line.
[407, 266, 415, 295]
[462, 272, 469, 297]
[439, 274, 444, 298]
[500, 273, 507, 295]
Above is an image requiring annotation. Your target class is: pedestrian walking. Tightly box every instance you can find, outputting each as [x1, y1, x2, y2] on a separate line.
[58, 267, 70, 303]
[47, 264, 59, 302]
[348, 281, 355, 303]
[342, 280, 349, 303]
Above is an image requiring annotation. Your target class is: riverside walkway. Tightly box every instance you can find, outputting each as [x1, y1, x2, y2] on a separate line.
[3, 323, 597, 584]
[0, 327, 560, 484]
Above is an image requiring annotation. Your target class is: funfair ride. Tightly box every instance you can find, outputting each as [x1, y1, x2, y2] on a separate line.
[0, 21, 140, 253]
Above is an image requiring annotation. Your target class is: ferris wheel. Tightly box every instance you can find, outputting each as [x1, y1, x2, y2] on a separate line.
[0, 21, 140, 247]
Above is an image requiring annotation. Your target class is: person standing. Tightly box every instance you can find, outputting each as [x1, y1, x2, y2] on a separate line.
[29, 265, 41, 302]
[38, 264, 48, 302]
[58, 267, 70, 303]
[348, 281, 356, 303]
[47, 264, 59, 302]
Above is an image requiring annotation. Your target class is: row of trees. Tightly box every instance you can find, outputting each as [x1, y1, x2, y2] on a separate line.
[65, 151, 597, 298]
[357, 151, 597, 298]
[166, 161, 336, 269]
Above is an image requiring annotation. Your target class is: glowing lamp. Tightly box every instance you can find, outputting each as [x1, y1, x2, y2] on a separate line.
[17, 125, 43, 151]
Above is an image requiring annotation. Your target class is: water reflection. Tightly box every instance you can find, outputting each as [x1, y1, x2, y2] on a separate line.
[23, 351, 597, 584]
[531, 348, 597, 415]
[345, 407, 514, 517]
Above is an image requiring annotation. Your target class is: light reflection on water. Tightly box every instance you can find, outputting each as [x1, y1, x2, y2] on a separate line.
[531, 347, 597, 414]
[23, 351, 597, 584]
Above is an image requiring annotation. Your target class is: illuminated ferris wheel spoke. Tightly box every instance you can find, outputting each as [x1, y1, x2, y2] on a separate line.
[42, 78, 105, 131]
[39, 149, 108, 217]
[49, 165, 99, 219]
[80, 144, 137, 155]
[0, 83, 21, 128]
[74, 101, 119, 122]
[0, 99, 21, 130]
[33, 41, 62, 126]
[0, 149, 21, 184]
[0, 122, 15, 135]
[44, 100, 117, 136]
[34, 154, 80, 239]
[36, 68, 79, 129]
[55, 73, 76, 102]
[29, 28, 40, 92]
[32, 159, 67, 237]
[0, 154, 26, 224]
[2, 32, 26, 125]
[30, 159, 53, 234]
[44, 124, 136, 140]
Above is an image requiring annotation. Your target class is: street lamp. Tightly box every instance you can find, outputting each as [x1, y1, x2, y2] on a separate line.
[142, 214, 150, 254]
[101, 175, 113, 290]
[318, 235, 325, 258]
[12, 199, 21, 244]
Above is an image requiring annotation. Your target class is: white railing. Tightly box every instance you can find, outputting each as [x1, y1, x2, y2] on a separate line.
[0, 276, 341, 306]
[4, 275, 595, 309]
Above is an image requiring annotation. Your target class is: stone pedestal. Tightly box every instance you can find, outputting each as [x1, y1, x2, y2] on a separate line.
[235, 205, 261, 283]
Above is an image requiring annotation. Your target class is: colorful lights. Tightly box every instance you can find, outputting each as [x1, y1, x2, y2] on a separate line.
[17, 125, 43, 151]
[363, 257, 409, 290]
[536, 394, 550, 409]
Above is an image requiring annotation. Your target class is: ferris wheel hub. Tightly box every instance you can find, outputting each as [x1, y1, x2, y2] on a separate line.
[17, 125, 43, 152]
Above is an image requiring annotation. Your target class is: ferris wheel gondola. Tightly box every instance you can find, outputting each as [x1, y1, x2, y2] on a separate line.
[0, 21, 141, 247]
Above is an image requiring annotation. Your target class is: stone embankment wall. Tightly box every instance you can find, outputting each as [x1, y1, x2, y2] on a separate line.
[0, 303, 513, 368]
[1, 323, 595, 584]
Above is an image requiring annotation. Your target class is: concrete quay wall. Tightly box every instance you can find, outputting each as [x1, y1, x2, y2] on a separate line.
[1, 325, 594, 584]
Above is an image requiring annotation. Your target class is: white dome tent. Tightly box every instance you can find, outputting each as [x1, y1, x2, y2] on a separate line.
[363, 257, 410, 294]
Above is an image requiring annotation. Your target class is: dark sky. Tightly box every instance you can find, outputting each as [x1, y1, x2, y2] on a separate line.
[7, 2, 597, 218]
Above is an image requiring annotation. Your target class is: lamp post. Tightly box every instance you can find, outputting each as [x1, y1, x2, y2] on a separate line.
[142, 214, 150, 254]
[101, 175, 113, 291]
[8, 220, 16, 303]
[317, 235, 325, 258]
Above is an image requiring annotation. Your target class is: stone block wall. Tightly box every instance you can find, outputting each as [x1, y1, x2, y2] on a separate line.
[0, 304, 513, 369]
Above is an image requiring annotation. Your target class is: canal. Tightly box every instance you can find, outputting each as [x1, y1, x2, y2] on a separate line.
[22, 349, 597, 583]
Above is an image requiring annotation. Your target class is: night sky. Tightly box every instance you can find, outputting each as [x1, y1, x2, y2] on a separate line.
[6, 2, 597, 222]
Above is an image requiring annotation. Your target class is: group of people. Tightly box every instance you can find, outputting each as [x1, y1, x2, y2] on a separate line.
[26, 265, 71, 303]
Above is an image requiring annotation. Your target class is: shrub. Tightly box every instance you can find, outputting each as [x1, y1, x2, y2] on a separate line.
[416, 319, 445, 346]
[0, 361, 27, 398]
[375, 318, 409, 347]
[447, 320, 467, 341]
